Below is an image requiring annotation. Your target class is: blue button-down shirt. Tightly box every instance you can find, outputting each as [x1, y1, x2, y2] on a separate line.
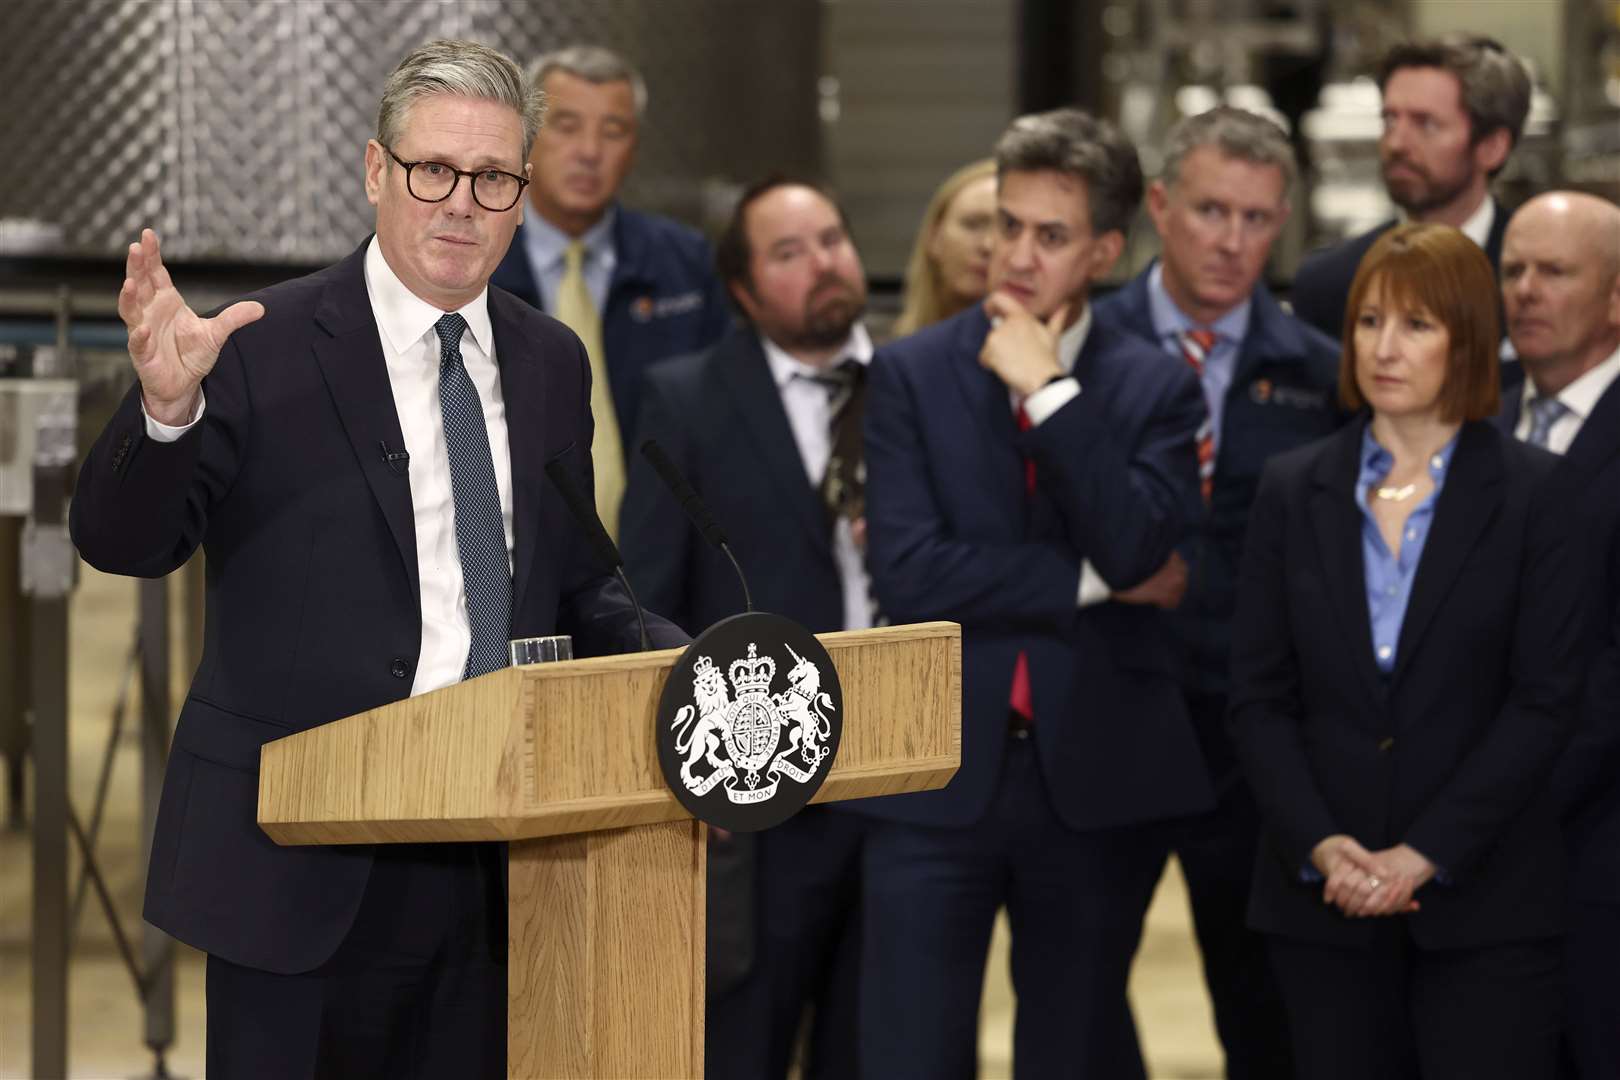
[1356, 426, 1458, 674]
[1146, 262, 1252, 453]
[520, 206, 618, 314]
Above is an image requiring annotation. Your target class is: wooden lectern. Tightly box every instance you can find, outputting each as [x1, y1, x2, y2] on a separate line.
[256, 621, 960, 1079]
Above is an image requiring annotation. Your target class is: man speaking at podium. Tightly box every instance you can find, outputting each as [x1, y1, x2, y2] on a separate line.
[69, 39, 680, 1080]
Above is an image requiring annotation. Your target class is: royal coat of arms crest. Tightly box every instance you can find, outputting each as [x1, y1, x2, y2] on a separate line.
[669, 642, 836, 806]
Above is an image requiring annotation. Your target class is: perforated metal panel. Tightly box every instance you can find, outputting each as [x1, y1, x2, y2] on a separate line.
[0, 0, 819, 262]
[0, 0, 181, 256]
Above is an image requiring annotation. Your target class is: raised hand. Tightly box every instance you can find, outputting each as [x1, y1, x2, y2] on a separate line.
[118, 228, 264, 425]
[979, 292, 1069, 398]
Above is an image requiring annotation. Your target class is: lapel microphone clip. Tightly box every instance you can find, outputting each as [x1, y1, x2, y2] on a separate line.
[379, 440, 410, 476]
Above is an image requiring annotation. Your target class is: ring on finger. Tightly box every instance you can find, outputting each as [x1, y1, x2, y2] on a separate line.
[1366, 876, 1382, 890]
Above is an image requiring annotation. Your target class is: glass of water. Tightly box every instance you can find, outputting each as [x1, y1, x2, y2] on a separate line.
[508, 635, 574, 667]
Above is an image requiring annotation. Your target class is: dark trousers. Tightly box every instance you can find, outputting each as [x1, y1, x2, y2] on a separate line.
[1564, 898, 1620, 1079]
[706, 806, 865, 1080]
[859, 735, 1169, 1080]
[1169, 692, 1294, 1080]
[205, 842, 506, 1080]
[1269, 923, 1562, 1080]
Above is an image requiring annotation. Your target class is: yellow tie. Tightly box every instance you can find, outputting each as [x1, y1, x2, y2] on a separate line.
[555, 239, 625, 539]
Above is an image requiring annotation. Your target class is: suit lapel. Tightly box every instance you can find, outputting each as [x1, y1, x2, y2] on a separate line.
[1566, 375, 1620, 472]
[310, 244, 418, 603]
[946, 307, 1025, 530]
[1495, 364, 1525, 435]
[1228, 285, 1294, 394]
[490, 290, 550, 615]
[1308, 421, 1387, 705]
[1391, 423, 1504, 684]
[721, 331, 833, 552]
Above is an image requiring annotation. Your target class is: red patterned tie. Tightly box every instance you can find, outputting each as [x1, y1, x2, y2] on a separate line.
[1178, 329, 1217, 504]
[1010, 403, 1034, 724]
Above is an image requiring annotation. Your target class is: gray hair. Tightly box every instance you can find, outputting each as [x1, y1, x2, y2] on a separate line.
[1378, 34, 1531, 173]
[527, 45, 647, 118]
[1161, 106, 1298, 200]
[377, 39, 545, 161]
[994, 108, 1144, 237]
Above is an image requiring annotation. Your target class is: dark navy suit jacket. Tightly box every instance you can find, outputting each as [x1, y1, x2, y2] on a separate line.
[861, 304, 1215, 830]
[619, 326, 846, 636]
[492, 205, 731, 450]
[1095, 270, 1344, 703]
[1231, 420, 1587, 948]
[1289, 204, 1509, 340]
[70, 242, 684, 975]
[1496, 371, 1620, 903]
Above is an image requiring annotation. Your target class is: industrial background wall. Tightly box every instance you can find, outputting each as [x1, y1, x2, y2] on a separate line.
[0, 0, 825, 265]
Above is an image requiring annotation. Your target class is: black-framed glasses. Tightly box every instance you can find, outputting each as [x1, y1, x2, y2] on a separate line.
[385, 147, 528, 212]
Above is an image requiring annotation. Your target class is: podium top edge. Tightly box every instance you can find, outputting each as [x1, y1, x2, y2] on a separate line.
[498, 622, 961, 680]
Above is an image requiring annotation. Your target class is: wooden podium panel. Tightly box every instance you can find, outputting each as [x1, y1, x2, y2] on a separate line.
[509, 821, 705, 1079]
[255, 621, 961, 1079]
[257, 622, 960, 845]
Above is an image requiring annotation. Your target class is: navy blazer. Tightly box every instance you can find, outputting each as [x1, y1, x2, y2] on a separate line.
[619, 326, 846, 636]
[1230, 419, 1587, 948]
[861, 304, 1215, 830]
[491, 205, 732, 449]
[70, 242, 684, 975]
[1496, 371, 1620, 902]
[1289, 204, 1509, 340]
[1094, 270, 1344, 698]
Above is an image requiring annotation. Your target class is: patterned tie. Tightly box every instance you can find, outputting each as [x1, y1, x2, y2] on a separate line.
[555, 239, 626, 538]
[1177, 329, 1218, 503]
[435, 313, 512, 679]
[1525, 395, 1569, 450]
[809, 359, 868, 525]
[1009, 402, 1035, 726]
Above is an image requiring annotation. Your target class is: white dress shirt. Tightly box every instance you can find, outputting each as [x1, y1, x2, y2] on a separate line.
[1458, 196, 1495, 252]
[143, 236, 516, 698]
[760, 324, 877, 632]
[1514, 343, 1620, 456]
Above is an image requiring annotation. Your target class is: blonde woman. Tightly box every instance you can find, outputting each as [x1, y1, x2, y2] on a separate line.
[892, 159, 996, 337]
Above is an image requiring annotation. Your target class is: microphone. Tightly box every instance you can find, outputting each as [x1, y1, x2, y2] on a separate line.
[639, 439, 753, 613]
[543, 458, 650, 652]
[378, 440, 410, 476]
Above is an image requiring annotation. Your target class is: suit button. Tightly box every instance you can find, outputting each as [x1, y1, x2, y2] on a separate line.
[1377, 736, 1395, 753]
[390, 658, 411, 679]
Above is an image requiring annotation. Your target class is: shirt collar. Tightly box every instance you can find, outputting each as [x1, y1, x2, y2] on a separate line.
[1459, 196, 1495, 251]
[1145, 262, 1251, 350]
[1358, 423, 1459, 489]
[523, 205, 618, 275]
[364, 235, 494, 358]
[1520, 341, 1620, 422]
[762, 323, 875, 389]
[1398, 196, 1494, 251]
[1056, 304, 1093, 375]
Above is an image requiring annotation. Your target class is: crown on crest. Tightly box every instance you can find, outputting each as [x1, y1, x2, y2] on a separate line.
[729, 643, 776, 696]
[693, 654, 717, 680]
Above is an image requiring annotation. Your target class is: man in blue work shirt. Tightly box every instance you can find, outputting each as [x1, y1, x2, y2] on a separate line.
[492, 45, 729, 534]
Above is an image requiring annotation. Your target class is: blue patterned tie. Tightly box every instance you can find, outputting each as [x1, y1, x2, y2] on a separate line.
[1525, 395, 1568, 450]
[434, 313, 511, 679]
